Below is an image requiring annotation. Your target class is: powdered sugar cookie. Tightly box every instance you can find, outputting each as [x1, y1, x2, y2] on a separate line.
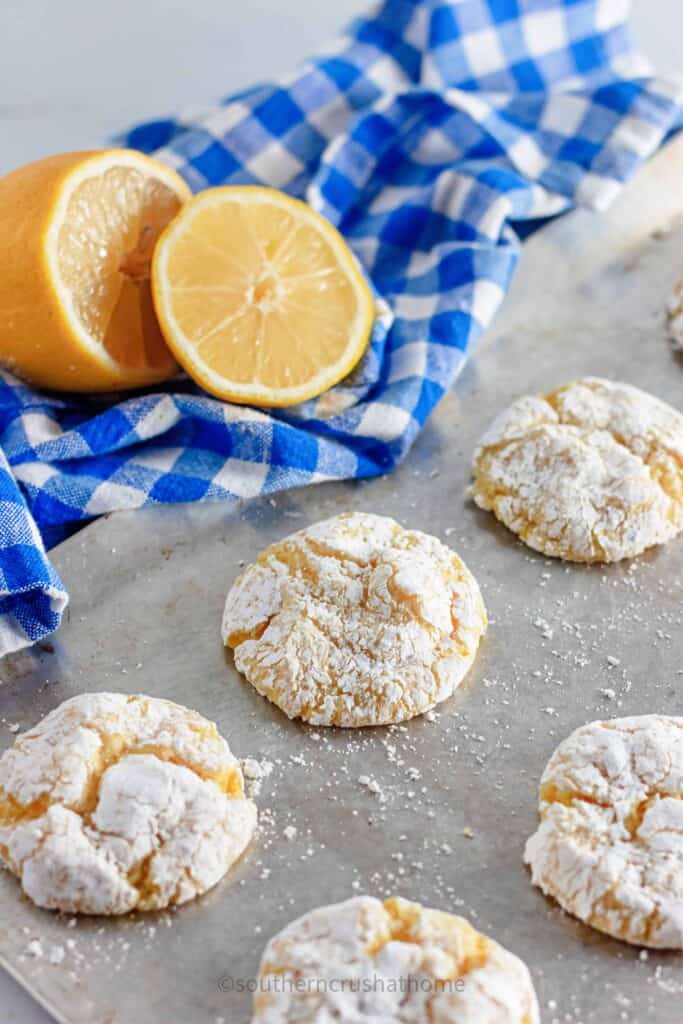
[252, 895, 539, 1023]
[0, 693, 257, 914]
[525, 715, 683, 948]
[470, 377, 683, 562]
[222, 512, 487, 727]
[667, 277, 683, 352]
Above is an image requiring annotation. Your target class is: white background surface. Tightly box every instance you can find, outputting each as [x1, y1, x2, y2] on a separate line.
[0, 1, 681, 172]
[0, 2, 680, 1021]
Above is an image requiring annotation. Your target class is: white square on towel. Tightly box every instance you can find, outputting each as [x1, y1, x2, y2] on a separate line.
[461, 26, 506, 77]
[522, 9, 567, 57]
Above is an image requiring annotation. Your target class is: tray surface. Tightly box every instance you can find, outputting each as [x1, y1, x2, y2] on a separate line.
[1, 138, 683, 1024]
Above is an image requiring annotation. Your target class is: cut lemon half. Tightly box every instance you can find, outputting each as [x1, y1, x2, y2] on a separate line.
[151, 187, 375, 406]
[0, 149, 191, 392]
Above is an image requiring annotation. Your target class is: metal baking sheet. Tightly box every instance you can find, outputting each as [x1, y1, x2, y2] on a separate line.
[1, 136, 683, 1024]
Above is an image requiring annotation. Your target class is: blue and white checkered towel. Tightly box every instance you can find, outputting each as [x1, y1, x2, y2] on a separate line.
[0, 0, 681, 656]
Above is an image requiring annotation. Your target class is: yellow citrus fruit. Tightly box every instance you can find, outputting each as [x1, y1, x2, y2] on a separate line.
[151, 186, 375, 407]
[0, 149, 192, 392]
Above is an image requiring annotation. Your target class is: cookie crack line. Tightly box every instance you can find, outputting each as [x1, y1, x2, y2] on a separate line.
[0, 730, 244, 826]
[222, 512, 487, 727]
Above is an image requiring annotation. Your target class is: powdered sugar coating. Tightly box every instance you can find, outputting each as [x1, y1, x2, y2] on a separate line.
[525, 715, 683, 948]
[222, 512, 487, 727]
[0, 693, 257, 915]
[470, 377, 683, 562]
[252, 895, 539, 1024]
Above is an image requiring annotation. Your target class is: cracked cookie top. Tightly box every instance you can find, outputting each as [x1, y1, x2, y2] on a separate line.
[470, 377, 683, 562]
[222, 512, 487, 727]
[252, 895, 539, 1023]
[0, 692, 257, 915]
[525, 715, 683, 948]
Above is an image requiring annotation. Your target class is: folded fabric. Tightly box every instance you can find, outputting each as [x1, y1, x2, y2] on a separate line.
[1, 0, 681, 657]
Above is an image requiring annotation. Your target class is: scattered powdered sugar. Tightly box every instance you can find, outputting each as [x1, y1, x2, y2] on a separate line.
[666, 276, 683, 352]
[649, 964, 683, 995]
[243, 758, 274, 780]
[25, 939, 44, 959]
[358, 774, 385, 801]
[242, 757, 274, 798]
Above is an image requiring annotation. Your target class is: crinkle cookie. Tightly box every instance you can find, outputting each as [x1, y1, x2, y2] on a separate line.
[470, 377, 683, 562]
[525, 715, 683, 948]
[251, 895, 539, 1024]
[222, 512, 487, 727]
[0, 692, 257, 914]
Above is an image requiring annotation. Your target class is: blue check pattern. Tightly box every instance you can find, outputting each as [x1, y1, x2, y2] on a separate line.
[1, 0, 681, 656]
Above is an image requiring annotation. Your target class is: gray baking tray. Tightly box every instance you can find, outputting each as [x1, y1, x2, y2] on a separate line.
[1, 137, 683, 1024]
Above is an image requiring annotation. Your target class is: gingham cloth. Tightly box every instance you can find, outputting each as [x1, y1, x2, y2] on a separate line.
[0, 0, 681, 657]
